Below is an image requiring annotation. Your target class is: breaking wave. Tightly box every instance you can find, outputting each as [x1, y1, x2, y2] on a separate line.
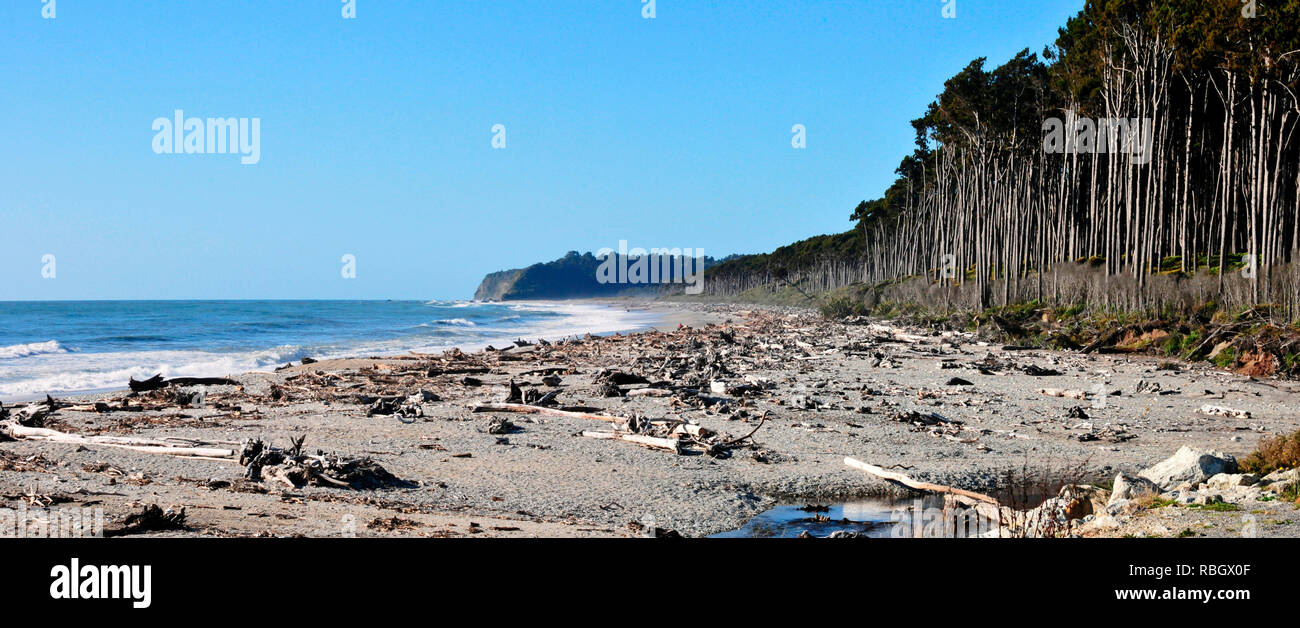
[0, 340, 68, 359]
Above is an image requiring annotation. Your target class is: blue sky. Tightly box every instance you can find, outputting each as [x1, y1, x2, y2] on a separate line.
[0, 0, 1084, 300]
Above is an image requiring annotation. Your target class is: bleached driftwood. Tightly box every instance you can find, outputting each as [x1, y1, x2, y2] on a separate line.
[844, 457, 1001, 522]
[472, 402, 619, 423]
[1, 422, 237, 459]
[473, 401, 704, 432]
[1199, 404, 1251, 419]
[1039, 388, 1087, 400]
[581, 430, 682, 454]
[843, 457, 999, 505]
[625, 388, 672, 398]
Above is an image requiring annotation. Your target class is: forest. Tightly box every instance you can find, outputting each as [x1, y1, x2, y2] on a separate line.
[705, 0, 1300, 320]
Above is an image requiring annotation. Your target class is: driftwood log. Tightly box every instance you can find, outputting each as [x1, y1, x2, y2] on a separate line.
[128, 374, 239, 393]
[472, 402, 620, 423]
[843, 456, 1003, 523]
[844, 457, 999, 505]
[581, 430, 682, 453]
[1, 422, 237, 459]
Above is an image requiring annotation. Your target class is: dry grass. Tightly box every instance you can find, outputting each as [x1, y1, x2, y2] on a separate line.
[1240, 429, 1300, 476]
[993, 455, 1098, 511]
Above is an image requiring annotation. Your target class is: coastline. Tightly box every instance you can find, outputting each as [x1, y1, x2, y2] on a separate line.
[0, 300, 691, 405]
[2, 301, 1299, 538]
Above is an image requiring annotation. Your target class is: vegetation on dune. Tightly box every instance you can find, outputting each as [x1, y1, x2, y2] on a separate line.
[1240, 429, 1300, 476]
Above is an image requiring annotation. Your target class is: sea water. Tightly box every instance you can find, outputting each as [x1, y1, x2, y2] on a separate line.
[0, 300, 657, 401]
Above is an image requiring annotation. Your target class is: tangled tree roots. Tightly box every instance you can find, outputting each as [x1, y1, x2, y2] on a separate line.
[239, 436, 414, 490]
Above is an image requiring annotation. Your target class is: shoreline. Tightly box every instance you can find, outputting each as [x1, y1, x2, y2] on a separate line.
[2, 301, 1298, 538]
[0, 300, 711, 405]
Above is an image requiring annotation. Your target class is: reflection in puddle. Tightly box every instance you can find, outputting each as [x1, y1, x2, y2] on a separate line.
[711, 495, 1001, 538]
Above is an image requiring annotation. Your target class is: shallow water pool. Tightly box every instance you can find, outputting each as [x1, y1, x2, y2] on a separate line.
[710, 495, 998, 538]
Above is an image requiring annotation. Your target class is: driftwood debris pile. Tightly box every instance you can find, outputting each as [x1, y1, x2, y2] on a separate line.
[128, 374, 239, 393]
[105, 504, 189, 537]
[238, 436, 411, 490]
[472, 402, 764, 457]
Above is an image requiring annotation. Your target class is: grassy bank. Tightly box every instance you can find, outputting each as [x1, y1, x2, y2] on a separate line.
[817, 293, 1300, 378]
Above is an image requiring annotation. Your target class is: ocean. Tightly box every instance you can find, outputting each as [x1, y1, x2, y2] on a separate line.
[0, 300, 658, 401]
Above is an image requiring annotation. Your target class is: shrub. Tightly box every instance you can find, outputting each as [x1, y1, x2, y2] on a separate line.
[818, 296, 869, 319]
[1239, 429, 1300, 476]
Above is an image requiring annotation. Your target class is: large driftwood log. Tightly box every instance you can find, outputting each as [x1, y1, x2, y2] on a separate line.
[1, 422, 237, 459]
[472, 402, 620, 423]
[473, 401, 703, 433]
[128, 374, 239, 393]
[844, 457, 1002, 523]
[581, 430, 682, 453]
[843, 457, 999, 505]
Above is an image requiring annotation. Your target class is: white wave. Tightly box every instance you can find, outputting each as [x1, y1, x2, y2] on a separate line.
[0, 303, 662, 401]
[0, 340, 68, 359]
[405, 302, 661, 354]
[433, 318, 476, 327]
[0, 345, 308, 400]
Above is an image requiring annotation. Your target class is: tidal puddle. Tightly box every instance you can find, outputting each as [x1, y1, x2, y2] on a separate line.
[711, 495, 999, 538]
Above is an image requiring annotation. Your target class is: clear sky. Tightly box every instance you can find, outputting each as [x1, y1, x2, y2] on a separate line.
[0, 0, 1084, 300]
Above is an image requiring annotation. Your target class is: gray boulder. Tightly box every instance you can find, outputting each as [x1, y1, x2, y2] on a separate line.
[1139, 446, 1237, 489]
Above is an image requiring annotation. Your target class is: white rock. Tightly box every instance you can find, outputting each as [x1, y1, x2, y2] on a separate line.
[1139, 446, 1237, 489]
[1086, 513, 1123, 529]
[1106, 499, 1140, 516]
[1226, 485, 1263, 501]
[1206, 473, 1258, 490]
[1192, 493, 1224, 506]
[1109, 472, 1159, 505]
[1262, 468, 1300, 494]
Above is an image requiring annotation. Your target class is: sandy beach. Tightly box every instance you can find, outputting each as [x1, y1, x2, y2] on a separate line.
[3, 301, 1299, 538]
